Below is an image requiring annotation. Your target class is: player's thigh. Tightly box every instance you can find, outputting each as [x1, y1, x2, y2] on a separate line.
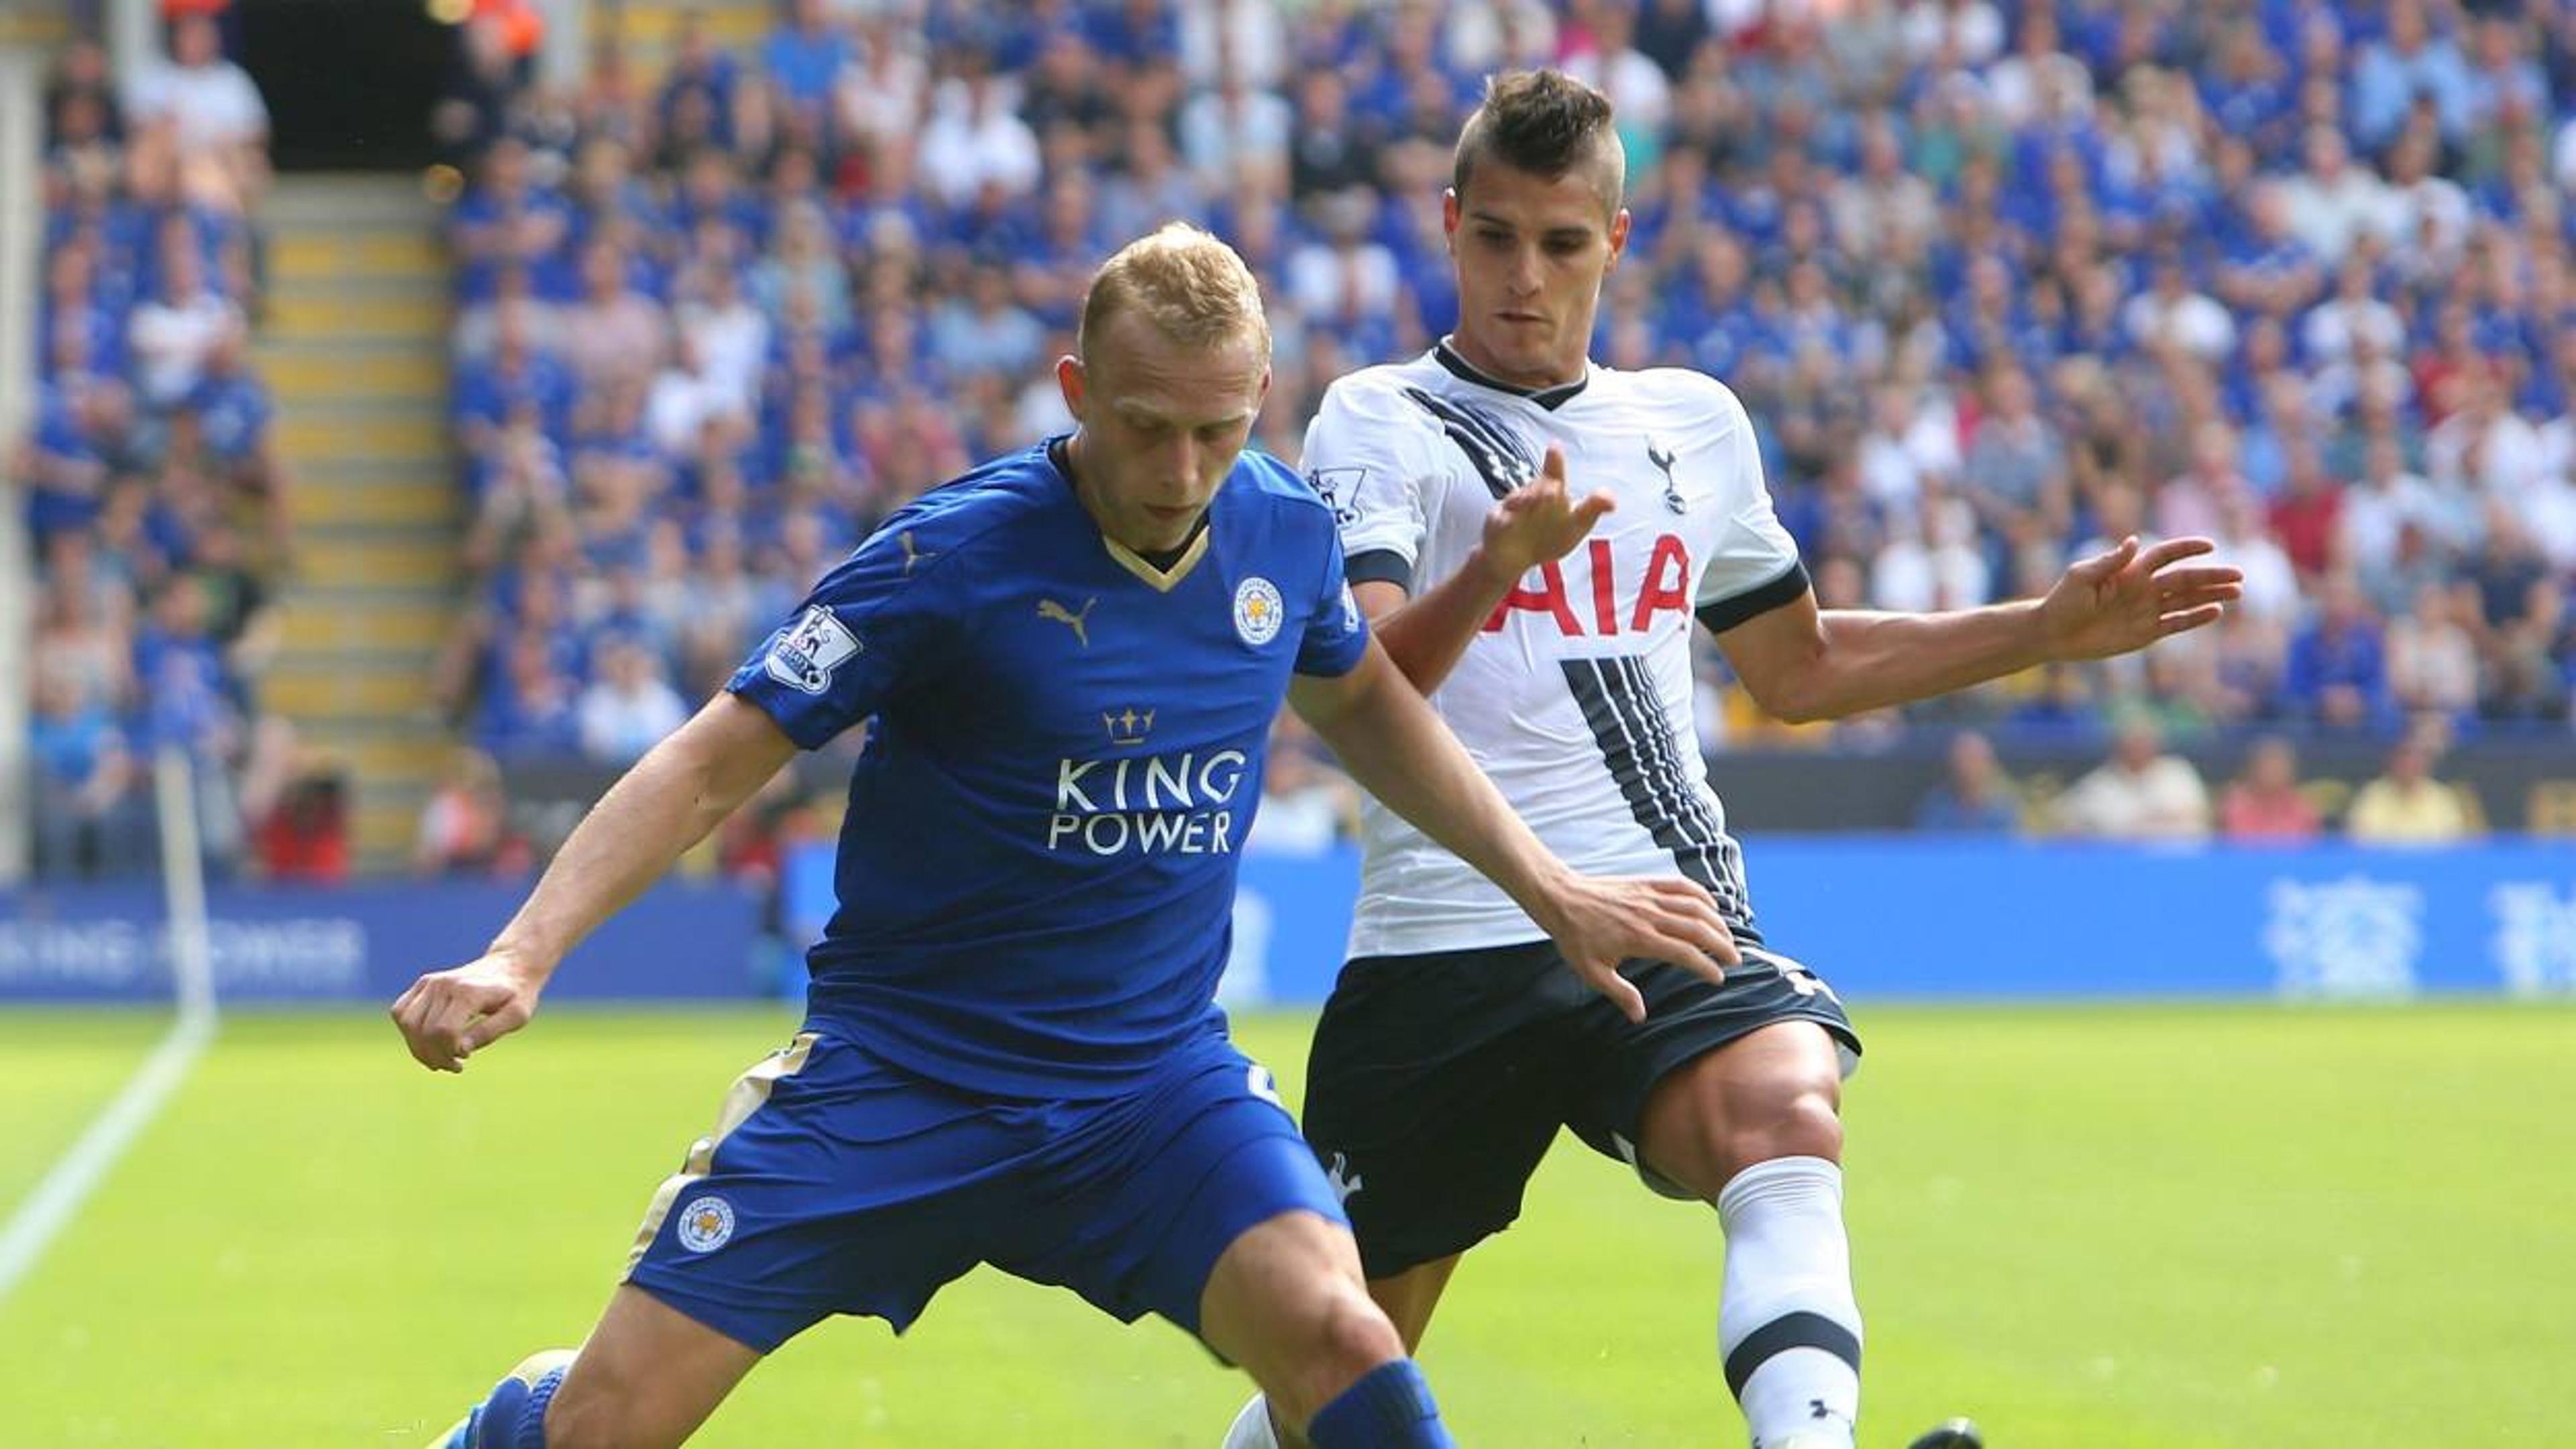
[997, 1036, 1343, 1337]
[1570, 947, 1863, 1201]
[545, 1285, 760, 1449]
[623, 1028, 1008, 1352]
[1300, 942, 1587, 1278]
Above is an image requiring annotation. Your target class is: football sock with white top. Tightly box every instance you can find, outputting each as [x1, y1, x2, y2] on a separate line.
[1717, 1155, 1863, 1449]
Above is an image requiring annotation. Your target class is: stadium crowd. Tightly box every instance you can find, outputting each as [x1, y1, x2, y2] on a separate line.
[16, 18, 343, 881]
[429, 0, 2576, 818]
[25, 0, 2576, 875]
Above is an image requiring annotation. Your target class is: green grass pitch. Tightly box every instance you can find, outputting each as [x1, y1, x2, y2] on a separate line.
[1, 1001, 2569, 1446]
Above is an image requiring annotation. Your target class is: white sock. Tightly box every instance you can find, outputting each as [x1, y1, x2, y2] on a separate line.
[1716, 1155, 1862, 1449]
[1221, 1392, 1281, 1449]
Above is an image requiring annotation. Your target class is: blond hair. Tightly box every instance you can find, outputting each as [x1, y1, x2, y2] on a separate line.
[1079, 223, 1273, 358]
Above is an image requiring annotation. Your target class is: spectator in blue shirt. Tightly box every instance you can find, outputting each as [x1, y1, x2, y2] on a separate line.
[2283, 577, 2396, 730]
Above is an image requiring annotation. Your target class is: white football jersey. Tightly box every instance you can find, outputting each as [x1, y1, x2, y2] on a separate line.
[1303, 342, 1808, 959]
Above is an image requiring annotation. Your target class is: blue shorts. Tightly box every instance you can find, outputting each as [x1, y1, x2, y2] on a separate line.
[621, 1024, 1344, 1353]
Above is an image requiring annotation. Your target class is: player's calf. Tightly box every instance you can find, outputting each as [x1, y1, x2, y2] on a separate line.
[1200, 1212, 1456, 1448]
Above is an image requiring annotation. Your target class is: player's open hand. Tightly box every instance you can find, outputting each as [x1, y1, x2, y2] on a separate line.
[1479, 443, 1616, 582]
[390, 951, 545, 1073]
[2039, 535, 2244, 661]
[1530, 873, 1739, 1023]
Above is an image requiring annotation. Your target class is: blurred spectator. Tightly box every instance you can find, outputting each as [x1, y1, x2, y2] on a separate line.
[28, 669, 150, 879]
[1244, 720, 1359, 855]
[2218, 736, 2322, 843]
[2053, 720, 2212, 841]
[122, 13, 268, 174]
[2385, 582, 2481, 721]
[127, 237, 241, 410]
[2283, 577, 2395, 729]
[577, 638, 690, 764]
[415, 748, 533, 877]
[1913, 731, 2021, 833]
[239, 718, 350, 884]
[2346, 728, 2478, 844]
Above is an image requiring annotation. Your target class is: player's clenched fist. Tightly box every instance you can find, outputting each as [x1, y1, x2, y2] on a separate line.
[1527, 872, 1739, 1023]
[391, 951, 545, 1072]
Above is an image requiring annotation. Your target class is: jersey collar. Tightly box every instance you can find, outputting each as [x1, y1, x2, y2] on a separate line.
[1433, 338, 1591, 411]
[1046, 436, 1214, 593]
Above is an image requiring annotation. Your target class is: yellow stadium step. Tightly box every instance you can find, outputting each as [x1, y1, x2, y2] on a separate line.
[274, 411, 450, 466]
[268, 231, 447, 283]
[284, 475, 460, 530]
[0, 8, 68, 44]
[275, 594, 457, 655]
[263, 661, 443, 720]
[297, 733, 460, 788]
[293, 535, 461, 591]
[262, 172, 463, 874]
[258, 348, 449, 402]
[615, 0, 769, 75]
[354, 798, 433, 864]
[268, 290, 450, 343]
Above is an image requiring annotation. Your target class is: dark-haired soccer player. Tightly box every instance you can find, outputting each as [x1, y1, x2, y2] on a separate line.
[394, 223, 1736, 1449]
[1225, 72, 2239, 1449]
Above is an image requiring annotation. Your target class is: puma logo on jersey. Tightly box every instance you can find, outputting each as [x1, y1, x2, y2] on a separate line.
[1037, 596, 1097, 648]
[1646, 439, 1686, 514]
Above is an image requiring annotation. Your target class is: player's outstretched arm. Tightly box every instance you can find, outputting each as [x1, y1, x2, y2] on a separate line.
[1291, 641, 1738, 1022]
[1717, 535, 2245, 723]
[1365, 443, 1614, 692]
[390, 692, 798, 1073]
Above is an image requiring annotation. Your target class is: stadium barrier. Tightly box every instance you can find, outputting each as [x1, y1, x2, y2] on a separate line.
[11, 842, 2570, 1005]
[0, 877, 763, 1002]
[1205, 839, 2576, 1006]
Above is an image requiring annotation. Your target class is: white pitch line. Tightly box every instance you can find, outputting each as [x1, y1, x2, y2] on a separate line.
[0, 1009, 215, 1305]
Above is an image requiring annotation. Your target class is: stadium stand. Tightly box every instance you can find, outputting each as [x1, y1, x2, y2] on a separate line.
[23, 0, 2576, 873]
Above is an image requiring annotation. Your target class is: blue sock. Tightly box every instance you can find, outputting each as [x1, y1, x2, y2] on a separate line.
[446, 1352, 571, 1449]
[1305, 1359, 1455, 1449]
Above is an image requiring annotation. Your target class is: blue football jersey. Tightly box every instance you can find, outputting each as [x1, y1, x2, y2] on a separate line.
[728, 440, 1370, 1097]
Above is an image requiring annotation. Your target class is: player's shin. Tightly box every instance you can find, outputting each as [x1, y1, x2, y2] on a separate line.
[431, 1349, 574, 1449]
[1716, 1157, 1862, 1449]
[1220, 1393, 1283, 1449]
[1303, 1359, 1456, 1449]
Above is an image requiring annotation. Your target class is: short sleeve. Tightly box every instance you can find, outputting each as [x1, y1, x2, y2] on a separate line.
[1694, 382, 1812, 633]
[1301, 376, 1440, 591]
[1295, 516, 1372, 678]
[726, 522, 951, 748]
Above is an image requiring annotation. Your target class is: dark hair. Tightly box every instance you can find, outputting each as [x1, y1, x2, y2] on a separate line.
[1452, 70, 1623, 208]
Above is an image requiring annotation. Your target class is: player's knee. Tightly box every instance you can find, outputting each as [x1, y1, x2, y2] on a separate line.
[1301, 1278, 1407, 1396]
[1723, 1085, 1843, 1178]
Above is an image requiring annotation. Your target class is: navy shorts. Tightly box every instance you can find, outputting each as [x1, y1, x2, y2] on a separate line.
[623, 1024, 1344, 1352]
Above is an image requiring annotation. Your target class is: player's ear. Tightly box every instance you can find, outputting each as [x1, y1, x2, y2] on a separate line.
[1442, 189, 1461, 254]
[1056, 354, 1086, 421]
[1253, 364, 1273, 414]
[1607, 207, 1632, 270]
